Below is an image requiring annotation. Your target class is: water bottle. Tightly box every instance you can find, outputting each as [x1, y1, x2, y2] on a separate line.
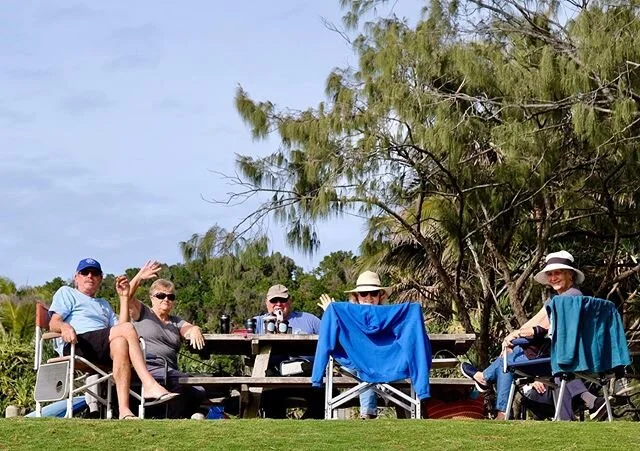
[220, 314, 230, 334]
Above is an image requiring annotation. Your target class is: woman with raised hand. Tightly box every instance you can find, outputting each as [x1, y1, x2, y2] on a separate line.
[123, 260, 206, 418]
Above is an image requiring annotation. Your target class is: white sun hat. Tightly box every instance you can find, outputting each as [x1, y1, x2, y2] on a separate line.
[345, 270, 391, 296]
[533, 251, 585, 285]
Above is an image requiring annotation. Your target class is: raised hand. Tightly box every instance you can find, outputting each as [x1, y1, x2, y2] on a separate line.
[115, 275, 131, 297]
[317, 293, 335, 311]
[138, 260, 162, 280]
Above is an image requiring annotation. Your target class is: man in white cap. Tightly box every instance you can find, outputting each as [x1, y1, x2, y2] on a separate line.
[460, 251, 608, 420]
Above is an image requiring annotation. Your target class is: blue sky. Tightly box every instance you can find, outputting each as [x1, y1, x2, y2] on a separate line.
[1, 1, 422, 286]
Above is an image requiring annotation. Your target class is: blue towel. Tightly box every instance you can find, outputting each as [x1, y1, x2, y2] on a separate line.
[546, 296, 631, 374]
[312, 302, 431, 399]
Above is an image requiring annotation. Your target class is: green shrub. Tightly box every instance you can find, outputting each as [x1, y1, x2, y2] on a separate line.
[0, 335, 36, 413]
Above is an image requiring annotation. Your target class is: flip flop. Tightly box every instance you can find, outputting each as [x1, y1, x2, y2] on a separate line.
[144, 392, 180, 406]
[120, 414, 140, 420]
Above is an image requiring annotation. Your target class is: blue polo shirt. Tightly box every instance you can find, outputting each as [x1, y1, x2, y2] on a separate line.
[49, 286, 118, 355]
[254, 311, 320, 334]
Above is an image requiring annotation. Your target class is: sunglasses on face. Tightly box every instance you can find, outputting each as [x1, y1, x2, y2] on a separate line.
[357, 290, 381, 298]
[153, 292, 176, 301]
[79, 269, 102, 277]
[268, 298, 290, 304]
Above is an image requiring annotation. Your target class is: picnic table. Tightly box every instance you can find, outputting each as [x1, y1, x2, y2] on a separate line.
[180, 332, 476, 418]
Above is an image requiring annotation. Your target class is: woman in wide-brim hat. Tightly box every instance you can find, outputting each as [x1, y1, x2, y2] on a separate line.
[345, 270, 391, 305]
[317, 270, 392, 419]
[533, 250, 585, 288]
[460, 251, 608, 421]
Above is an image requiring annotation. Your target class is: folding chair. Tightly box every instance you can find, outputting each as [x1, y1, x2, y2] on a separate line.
[312, 302, 432, 419]
[33, 302, 150, 419]
[323, 356, 423, 418]
[504, 339, 557, 420]
[505, 296, 631, 422]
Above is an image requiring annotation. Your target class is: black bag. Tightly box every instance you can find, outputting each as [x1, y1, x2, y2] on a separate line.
[523, 337, 551, 359]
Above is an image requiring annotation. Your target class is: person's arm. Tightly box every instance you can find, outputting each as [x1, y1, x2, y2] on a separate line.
[48, 287, 78, 343]
[127, 260, 162, 322]
[180, 322, 205, 350]
[115, 275, 131, 323]
[49, 313, 77, 344]
[503, 306, 549, 346]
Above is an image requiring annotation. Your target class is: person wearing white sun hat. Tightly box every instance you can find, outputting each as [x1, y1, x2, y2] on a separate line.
[460, 251, 609, 420]
[533, 250, 585, 287]
[317, 270, 392, 419]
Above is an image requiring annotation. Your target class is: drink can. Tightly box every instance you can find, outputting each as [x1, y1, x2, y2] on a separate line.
[220, 314, 230, 334]
[277, 321, 288, 334]
[245, 318, 256, 333]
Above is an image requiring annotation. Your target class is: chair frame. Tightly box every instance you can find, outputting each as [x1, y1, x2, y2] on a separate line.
[503, 339, 617, 421]
[33, 302, 149, 419]
[324, 357, 421, 419]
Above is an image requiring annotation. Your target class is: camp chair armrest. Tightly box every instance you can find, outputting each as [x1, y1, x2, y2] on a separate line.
[42, 332, 62, 340]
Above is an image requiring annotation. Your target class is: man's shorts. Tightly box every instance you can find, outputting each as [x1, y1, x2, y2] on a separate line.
[63, 328, 112, 365]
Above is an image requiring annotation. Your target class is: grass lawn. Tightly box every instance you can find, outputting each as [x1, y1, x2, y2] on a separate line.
[0, 418, 637, 450]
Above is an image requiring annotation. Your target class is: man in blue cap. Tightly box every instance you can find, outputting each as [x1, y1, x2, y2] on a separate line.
[49, 258, 178, 419]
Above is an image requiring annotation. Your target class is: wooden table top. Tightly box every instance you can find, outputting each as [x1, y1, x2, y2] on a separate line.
[194, 332, 475, 357]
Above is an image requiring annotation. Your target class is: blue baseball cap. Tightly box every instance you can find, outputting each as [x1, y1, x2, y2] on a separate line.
[76, 258, 102, 273]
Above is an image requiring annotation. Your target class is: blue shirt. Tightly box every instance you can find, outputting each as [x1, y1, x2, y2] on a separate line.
[254, 311, 321, 370]
[49, 286, 118, 355]
[254, 310, 320, 335]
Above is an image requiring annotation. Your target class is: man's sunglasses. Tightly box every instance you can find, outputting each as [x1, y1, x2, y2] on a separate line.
[268, 298, 290, 304]
[357, 290, 381, 297]
[78, 269, 102, 277]
[153, 292, 176, 301]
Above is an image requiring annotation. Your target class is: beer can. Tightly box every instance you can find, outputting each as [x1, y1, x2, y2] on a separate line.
[220, 314, 230, 334]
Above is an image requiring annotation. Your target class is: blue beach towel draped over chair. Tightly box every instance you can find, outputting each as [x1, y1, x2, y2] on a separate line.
[312, 302, 431, 398]
[546, 296, 631, 375]
[312, 302, 431, 420]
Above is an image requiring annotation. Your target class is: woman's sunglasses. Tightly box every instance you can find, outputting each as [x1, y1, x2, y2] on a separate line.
[357, 290, 381, 298]
[153, 292, 176, 301]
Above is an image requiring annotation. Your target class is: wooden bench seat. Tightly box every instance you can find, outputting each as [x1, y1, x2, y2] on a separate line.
[179, 375, 475, 389]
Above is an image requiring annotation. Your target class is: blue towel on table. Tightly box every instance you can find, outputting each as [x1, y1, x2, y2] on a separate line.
[546, 295, 630, 375]
[312, 302, 431, 399]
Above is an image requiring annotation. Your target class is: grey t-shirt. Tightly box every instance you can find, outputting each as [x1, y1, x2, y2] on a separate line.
[133, 303, 185, 370]
[543, 286, 583, 307]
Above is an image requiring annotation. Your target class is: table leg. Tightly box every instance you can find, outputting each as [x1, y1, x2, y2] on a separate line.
[240, 344, 272, 418]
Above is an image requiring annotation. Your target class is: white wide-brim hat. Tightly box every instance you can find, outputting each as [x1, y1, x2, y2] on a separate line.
[534, 250, 585, 285]
[345, 270, 391, 296]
